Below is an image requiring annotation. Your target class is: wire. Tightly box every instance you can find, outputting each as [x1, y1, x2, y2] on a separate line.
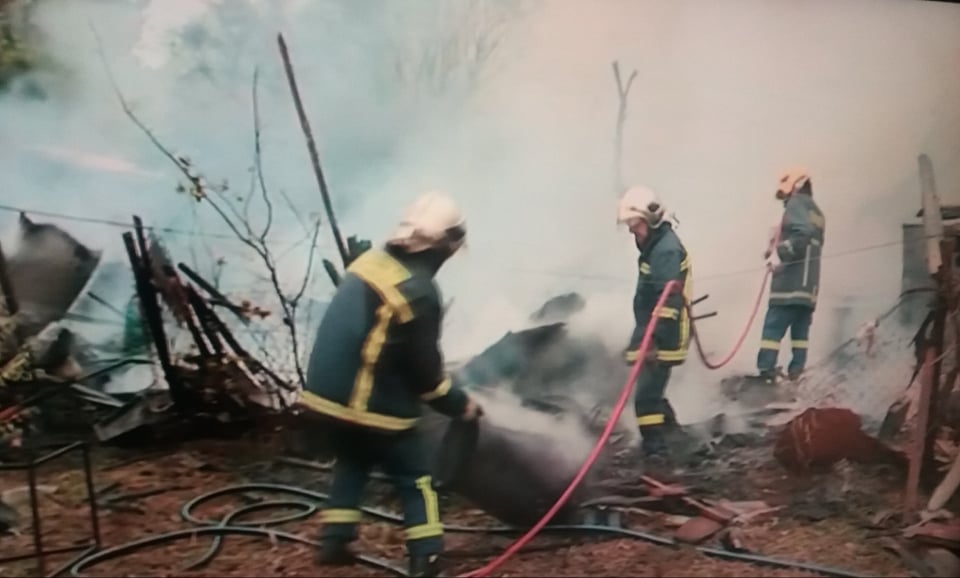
[0, 200, 944, 287]
[0, 203, 238, 240]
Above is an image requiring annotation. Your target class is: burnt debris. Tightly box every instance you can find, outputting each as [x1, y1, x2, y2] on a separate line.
[95, 216, 289, 445]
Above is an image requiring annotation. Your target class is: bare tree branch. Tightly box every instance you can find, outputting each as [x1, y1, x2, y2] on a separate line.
[294, 219, 322, 305]
[252, 66, 275, 246]
[93, 24, 320, 390]
[612, 60, 638, 195]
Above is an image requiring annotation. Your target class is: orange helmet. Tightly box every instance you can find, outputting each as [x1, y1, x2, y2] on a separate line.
[776, 167, 810, 199]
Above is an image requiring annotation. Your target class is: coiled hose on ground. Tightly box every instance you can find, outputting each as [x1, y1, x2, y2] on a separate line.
[68, 482, 865, 578]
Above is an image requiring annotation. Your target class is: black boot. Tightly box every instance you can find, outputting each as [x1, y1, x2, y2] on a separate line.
[755, 370, 778, 385]
[409, 554, 444, 577]
[640, 424, 668, 457]
[314, 540, 354, 566]
[640, 425, 677, 479]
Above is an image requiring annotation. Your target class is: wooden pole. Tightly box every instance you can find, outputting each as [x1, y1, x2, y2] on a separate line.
[919, 153, 943, 275]
[905, 239, 951, 511]
[277, 33, 350, 269]
[905, 346, 936, 511]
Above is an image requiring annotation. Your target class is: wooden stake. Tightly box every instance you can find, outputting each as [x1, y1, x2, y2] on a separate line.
[277, 33, 350, 269]
[905, 346, 936, 511]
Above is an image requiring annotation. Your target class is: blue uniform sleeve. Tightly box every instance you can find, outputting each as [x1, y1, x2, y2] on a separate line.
[777, 197, 815, 263]
[396, 296, 469, 418]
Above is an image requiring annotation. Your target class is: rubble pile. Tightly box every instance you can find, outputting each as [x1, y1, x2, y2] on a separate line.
[0, 214, 108, 452]
[0, 213, 293, 454]
[93, 219, 290, 444]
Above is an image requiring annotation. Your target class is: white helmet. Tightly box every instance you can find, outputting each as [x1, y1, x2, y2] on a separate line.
[617, 185, 666, 227]
[387, 191, 467, 253]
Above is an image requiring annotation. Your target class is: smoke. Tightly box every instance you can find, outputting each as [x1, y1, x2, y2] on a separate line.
[2, 0, 960, 425]
[469, 386, 596, 471]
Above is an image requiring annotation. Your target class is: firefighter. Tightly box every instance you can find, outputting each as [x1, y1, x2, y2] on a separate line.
[297, 191, 483, 578]
[756, 167, 826, 384]
[617, 185, 692, 462]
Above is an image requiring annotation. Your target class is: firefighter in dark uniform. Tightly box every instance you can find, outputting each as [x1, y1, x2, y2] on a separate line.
[297, 191, 483, 578]
[617, 185, 692, 462]
[756, 167, 826, 384]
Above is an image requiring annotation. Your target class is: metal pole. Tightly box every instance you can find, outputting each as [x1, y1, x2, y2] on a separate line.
[27, 456, 45, 576]
[81, 444, 102, 547]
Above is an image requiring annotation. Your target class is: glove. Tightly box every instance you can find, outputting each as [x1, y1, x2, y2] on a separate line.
[765, 251, 783, 273]
[462, 397, 484, 421]
[645, 346, 659, 363]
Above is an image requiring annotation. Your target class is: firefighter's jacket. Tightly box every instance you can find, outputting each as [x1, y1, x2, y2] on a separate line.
[624, 223, 692, 366]
[301, 247, 468, 432]
[770, 192, 826, 310]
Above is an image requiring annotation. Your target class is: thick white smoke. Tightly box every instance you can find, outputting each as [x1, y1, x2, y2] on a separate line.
[1, 0, 959, 424]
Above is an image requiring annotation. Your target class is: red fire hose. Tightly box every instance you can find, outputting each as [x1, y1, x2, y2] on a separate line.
[691, 268, 772, 370]
[691, 222, 779, 370]
[459, 280, 682, 578]
[462, 258, 775, 577]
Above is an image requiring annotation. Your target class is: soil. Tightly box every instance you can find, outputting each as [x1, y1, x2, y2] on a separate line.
[0, 431, 913, 578]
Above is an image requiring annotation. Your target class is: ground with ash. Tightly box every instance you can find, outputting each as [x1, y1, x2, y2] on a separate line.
[0, 432, 911, 578]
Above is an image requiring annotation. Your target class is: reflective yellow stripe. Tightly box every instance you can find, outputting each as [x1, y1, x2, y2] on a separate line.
[406, 522, 444, 540]
[680, 257, 690, 271]
[760, 340, 781, 350]
[407, 476, 441, 542]
[343, 250, 417, 413]
[769, 291, 817, 302]
[321, 509, 362, 524]
[421, 376, 452, 401]
[678, 262, 692, 353]
[639, 262, 651, 275]
[792, 340, 809, 349]
[637, 414, 665, 426]
[624, 350, 638, 363]
[655, 307, 679, 320]
[348, 250, 415, 323]
[349, 304, 393, 411]
[299, 391, 418, 431]
[656, 348, 687, 362]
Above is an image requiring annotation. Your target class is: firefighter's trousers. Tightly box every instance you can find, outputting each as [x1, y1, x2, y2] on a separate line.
[634, 363, 675, 455]
[319, 423, 443, 557]
[756, 304, 814, 378]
